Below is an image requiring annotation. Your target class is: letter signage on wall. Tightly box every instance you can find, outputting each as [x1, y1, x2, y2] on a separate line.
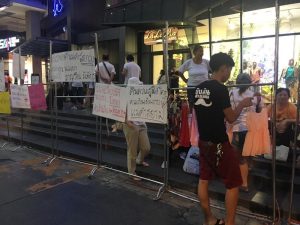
[144, 27, 178, 45]
[0, 37, 20, 50]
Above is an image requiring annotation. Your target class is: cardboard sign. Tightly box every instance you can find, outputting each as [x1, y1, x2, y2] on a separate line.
[0, 61, 4, 92]
[28, 84, 47, 110]
[92, 83, 127, 122]
[10, 84, 30, 109]
[12, 53, 25, 79]
[51, 49, 95, 82]
[0, 92, 11, 114]
[127, 84, 168, 124]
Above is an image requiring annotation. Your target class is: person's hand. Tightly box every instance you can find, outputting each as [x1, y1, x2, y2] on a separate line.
[241, 97, 253, 108]
[276, 120, 288, 133]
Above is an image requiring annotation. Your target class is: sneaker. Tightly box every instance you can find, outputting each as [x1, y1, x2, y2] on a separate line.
[161, 161, 168, 169]
[180, 152, 187, 160]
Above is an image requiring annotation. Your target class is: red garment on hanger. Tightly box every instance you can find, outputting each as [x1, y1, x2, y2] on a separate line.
[179, 100, 190, 147]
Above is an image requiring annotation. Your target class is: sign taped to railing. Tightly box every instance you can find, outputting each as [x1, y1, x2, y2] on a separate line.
[28, 84, 47, 111]
[92, 83, 127, 122]
[127, 84, 168, 124]
[0, 92, 11, 114]
[10, 84, 30, 109]
[0, 61, 4, 92]
[51, 49, 95, 82]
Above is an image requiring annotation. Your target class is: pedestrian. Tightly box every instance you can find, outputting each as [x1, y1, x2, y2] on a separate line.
[122, 54, 141, 84]
[95, 54, 116, 84]
[194, 52, 253, 225]
[177, 45, 210, 110]
[123, 77, 150, 180]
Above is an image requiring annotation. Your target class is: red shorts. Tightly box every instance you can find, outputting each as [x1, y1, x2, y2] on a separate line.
[199, 141, 242, 189]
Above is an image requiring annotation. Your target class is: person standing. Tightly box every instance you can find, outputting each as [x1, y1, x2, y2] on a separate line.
[229, 73, 262, 193]
[95, 54, 116, 84]
[122, 54, 141, 84]
[194, 53, 253, 225]
[177, 45, 210, 109]
[123, 77, 150, 180]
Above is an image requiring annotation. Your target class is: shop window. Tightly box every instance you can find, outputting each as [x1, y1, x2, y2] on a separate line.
[196, 19, 209, 43]
[211, 13, 240, 42]
[280, 3, 300, 34]
[243, 7, 275, 38]
[212, 41, 240, 81]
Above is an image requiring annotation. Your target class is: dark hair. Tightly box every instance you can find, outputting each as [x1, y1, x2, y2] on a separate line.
[126, 54, 134, 62]
[236, 73, 251, 94]
[276, 88, 290, 97]
[209, 52, 235, 72]
[160, 69, 165, 75]
[192, 45, 203, 55]
[102, 54, 109, 61]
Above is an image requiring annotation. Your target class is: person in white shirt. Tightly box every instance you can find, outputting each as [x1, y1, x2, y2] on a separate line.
[122, 54, 141, 84]
[95, 54, 116, 84]
[177, 45, 210, 110]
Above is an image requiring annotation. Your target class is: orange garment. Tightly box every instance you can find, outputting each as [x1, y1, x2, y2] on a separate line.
[189, 109, 199, 147]
[267, 102, 297, 121]
[242, 108, 271, 156]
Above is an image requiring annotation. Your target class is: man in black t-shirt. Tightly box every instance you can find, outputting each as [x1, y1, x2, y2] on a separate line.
[194, 53, 253, 225]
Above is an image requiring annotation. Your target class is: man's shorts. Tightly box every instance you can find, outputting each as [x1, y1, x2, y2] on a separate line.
[199, 141, 242, 189]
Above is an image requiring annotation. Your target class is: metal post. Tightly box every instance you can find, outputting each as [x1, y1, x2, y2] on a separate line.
[239, 0, 243, 73]
[208, 8, 212, 57]
[89, 32, 101, 178]
[155, 21, 169, 200]
[272, 0, 280, 223]
[43, 41, 56, 165]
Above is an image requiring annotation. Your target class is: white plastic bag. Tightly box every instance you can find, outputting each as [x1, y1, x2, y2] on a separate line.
[264, 145, 289, 162]
[183, 146, 200, 175]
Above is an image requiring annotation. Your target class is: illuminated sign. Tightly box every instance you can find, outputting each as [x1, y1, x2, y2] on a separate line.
[53, 0, 63, 17]
[0, 37, 20, 50]
[144, 27, 178, 45]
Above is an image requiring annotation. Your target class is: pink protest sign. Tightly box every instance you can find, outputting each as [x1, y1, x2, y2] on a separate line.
[28, 84, 47, 110]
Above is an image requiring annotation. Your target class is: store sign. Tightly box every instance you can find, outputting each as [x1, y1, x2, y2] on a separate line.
[0, 37, 20, 50]
[53, 0, 64, 16]
[144, 27, 178, 45]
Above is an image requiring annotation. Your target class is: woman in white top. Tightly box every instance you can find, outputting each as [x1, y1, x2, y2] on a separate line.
[177, 45, 210, 109]
[229, 73, 262, 192]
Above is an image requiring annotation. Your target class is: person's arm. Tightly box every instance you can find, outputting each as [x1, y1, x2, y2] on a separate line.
[121, 64, 127, 76]
[224, 97, 253, 123]
[176, 71, 188, 83]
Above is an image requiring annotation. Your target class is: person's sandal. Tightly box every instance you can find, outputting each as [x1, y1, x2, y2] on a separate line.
[240, 186, 249, 193]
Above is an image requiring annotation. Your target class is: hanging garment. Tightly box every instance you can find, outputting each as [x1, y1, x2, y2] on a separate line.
[190, 109, 199, 147]
[242, 108, 271, 156]
[179, 100, 190, 147]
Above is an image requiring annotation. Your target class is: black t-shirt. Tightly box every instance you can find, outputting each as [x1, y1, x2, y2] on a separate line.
[194, 79, 231, 143]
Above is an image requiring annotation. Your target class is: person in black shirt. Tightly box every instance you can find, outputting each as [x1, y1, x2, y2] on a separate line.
[194, 53, 253, 225]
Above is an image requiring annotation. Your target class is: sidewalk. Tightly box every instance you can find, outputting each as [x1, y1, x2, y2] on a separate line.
[0, 138, 267, 225]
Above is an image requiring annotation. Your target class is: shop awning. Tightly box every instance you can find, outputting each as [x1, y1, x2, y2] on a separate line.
[11, 37, 68, 57]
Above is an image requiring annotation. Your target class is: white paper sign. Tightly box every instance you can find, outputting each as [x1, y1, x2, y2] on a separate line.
[13, 53, 25, 79]
[10, 84, 30, 109]
[51, 49, 95, 82]
[0, 61, 4, 92]
[127, 84, 168, 124]
[92, 83, 127, 122]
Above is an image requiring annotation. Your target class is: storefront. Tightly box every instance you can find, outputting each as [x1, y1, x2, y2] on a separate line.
[140, 1, 300, 92]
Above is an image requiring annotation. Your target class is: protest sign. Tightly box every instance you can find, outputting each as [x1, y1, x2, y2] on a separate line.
[13, 53, 25, 79]
[127, 84, 168, 124]
[51, 49, 95, 82]
[28, 84, 47, 110]
[0, 61, 4, 92]
[0, 92, 11, 114]
[10, 84, 30, 109]
[92, 83, 127, 122]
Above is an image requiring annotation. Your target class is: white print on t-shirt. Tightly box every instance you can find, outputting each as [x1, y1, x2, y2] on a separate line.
[194, 88, 212, 107]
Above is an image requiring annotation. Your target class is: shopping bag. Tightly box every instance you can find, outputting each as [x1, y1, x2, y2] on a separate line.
[183, 146, 200, 175]
[264, 145, 289, 162]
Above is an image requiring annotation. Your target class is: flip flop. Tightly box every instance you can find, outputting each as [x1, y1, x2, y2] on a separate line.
[240, 186, 249, 193]
[215, 219, 225, 225]
[137, 162, 149, 167]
